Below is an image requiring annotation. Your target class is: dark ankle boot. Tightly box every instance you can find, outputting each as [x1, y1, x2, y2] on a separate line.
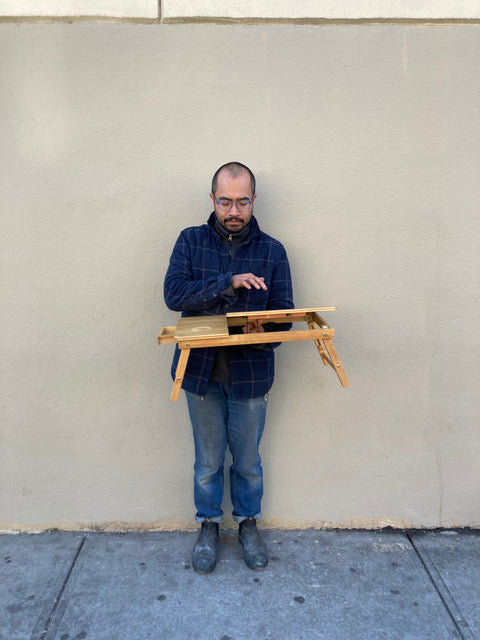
[191, 520, 219, 574]
[238, 517, 268, 570]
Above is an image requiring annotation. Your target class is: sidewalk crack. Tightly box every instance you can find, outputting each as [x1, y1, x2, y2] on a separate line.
[32, 533, 87, 640]
[406, 533, 475, 640]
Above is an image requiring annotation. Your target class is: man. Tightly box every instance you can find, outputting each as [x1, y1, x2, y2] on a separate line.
[164, 162, 293, 573]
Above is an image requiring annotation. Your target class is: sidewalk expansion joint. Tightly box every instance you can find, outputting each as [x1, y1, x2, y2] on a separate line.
[33, 534, 87, 640]
[406, 533, 475, 640]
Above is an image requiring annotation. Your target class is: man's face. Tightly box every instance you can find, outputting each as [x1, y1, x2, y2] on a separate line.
[210, 170, 256, 233]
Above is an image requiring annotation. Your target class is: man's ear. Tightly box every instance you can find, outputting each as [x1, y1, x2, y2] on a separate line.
[210, 192, 215, 206]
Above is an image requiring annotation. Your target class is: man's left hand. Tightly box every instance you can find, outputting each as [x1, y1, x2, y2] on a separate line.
[243, 319, 264, 334]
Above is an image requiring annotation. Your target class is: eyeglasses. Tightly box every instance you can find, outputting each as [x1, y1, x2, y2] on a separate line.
[214, 197, 253, 213]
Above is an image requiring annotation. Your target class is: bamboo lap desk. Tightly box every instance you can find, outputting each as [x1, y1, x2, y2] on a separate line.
[157, 308, 350, 401]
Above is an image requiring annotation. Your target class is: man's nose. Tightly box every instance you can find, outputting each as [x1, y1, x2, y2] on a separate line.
[231, 202, 241, 212]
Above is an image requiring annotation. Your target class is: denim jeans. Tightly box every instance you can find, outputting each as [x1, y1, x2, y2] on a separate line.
[185, 382, 268, 524]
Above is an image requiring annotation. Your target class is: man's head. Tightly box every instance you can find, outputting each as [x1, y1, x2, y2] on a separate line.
[210, 162, 257, 233]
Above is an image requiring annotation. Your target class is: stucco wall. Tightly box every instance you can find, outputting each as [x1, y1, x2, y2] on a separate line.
[1, 22, 479, 531]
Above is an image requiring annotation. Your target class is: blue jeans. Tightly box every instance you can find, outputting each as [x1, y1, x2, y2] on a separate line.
[185, 382, 268, 524]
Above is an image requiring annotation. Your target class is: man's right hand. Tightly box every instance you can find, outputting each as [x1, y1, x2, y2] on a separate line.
[231, 273, 267, 291]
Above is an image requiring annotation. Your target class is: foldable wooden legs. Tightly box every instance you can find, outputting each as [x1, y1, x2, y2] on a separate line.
[321, 338, 350, 387]
[307, 313, 350, 388]
[306, 316, 330, 366]
[170, 347, 191, 401]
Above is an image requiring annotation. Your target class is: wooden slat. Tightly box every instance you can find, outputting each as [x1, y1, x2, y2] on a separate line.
[307, 317, 330, 367]
[321, 338, 350, 388]
[177, 327, 334, 349]
[226, 307, 336, 319]
[227, 314, 308, 327]
[312, 312, 331, 329]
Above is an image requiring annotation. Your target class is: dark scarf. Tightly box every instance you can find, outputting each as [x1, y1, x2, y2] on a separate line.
[213, 214, 251, 260]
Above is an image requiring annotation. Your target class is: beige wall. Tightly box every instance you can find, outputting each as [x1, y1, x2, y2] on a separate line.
[1, 23, 479, 531]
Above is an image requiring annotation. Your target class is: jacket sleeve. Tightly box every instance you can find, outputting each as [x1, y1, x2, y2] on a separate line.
[164, 230, 237, 312]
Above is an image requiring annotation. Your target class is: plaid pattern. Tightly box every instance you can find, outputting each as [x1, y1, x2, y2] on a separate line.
[164, 213, 294, 399]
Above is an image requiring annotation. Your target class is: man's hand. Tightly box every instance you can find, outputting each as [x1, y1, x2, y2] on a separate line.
[243, 319, 265, 334]
[232, 273, 267, 291]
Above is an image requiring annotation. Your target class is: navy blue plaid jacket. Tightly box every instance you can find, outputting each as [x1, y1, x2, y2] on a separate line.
[164, 213, 294, 399]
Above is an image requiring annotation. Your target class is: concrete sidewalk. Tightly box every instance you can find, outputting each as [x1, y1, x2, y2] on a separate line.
[1, 528, 479, 640]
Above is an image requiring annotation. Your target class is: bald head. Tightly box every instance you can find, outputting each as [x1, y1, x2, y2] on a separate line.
[211, 162, 256, 196]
